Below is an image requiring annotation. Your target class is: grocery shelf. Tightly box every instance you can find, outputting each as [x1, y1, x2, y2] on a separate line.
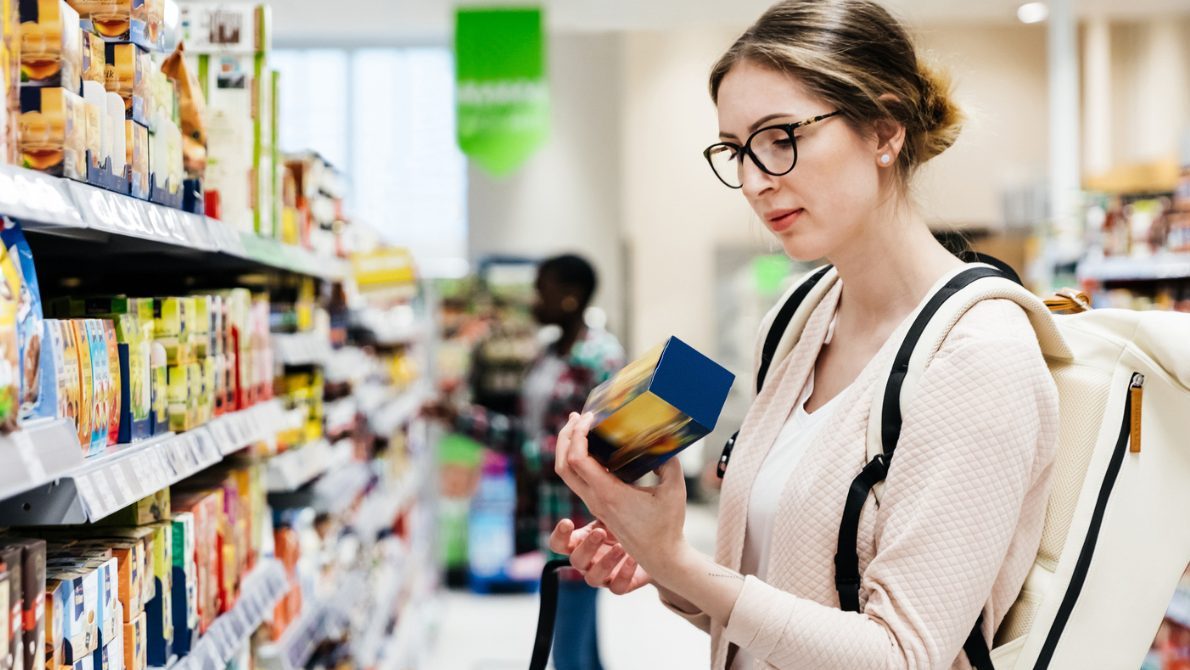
[174, 559, 290, 670]
[0, 400, 289, 525]
[273, 332, 332, 367]
[366, 383, 433, 439]
[265, 439, 352, 493]
[324, 396, 359, 437]
[267, 460, 373, 517]
[257, 569, 368, 670]
[0, 164, 349, 281]
[1077, 253, 1190, 282]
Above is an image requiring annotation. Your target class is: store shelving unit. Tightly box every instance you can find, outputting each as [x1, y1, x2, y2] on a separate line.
[0, 399, 288, 525]
[273, 332, 333, 367]
[1077, 253, 1190, 283]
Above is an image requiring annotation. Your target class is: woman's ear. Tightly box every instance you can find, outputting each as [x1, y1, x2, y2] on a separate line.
[873, 94, 907, 165]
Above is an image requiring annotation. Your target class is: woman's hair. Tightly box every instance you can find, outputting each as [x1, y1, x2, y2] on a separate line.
[710, 0, 963, 183]
[539, 254, 598, 307]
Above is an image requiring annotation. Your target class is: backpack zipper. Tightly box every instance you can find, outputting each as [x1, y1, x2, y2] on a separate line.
[1129, 373, 1145, 454]
[1033, 372, 1141, 668]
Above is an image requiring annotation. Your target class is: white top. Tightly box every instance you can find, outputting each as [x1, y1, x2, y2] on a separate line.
[734, 319, 849, 670]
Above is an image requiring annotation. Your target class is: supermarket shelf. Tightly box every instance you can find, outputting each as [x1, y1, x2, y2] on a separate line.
[265, 439, 353, 493]
[257, 569, 368, 670]
[351, 470, 419, 541]
[1077, 253, 1190, 282]
[273, 332, 332, 367]
[174, 559, 290, 670]
[0, 164, 348, 281]
[268, 460, 373, 516]
[324, 347, 371, 386]
[0, 400, 288, 525]
[324, 396, 358, 437]
[366, 384, 433, 438]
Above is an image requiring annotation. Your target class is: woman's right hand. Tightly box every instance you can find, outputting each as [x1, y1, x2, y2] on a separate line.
[549, 519, 653, 595]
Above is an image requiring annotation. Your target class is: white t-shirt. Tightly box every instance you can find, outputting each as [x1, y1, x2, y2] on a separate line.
[734, 319, 849, 670]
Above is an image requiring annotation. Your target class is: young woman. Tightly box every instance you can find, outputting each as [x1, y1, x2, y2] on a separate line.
[548, 1, 1059, 668]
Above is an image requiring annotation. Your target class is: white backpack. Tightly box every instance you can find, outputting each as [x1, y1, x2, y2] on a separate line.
[728, 261, 1190, 669]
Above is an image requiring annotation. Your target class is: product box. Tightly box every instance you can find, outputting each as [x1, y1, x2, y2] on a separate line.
[101, 42, 145, 125]
[18, 86, 84, 180]
[582, 336, 735, 483]
[120, 613, 142, 670]
[0, 221, 43, 424]
[102, 321, 119, 446]
[86, 558, 116, 649]
[153, 297, 189, 365]
[52, 566, 99, 664]
[168, 512, 195, 655]
[68, 0, 159, 51]
[84, 319, 109, 454]
[69, 320, 92, 450]
[18, 0, 81, 91]
[35, 319, 64, 423]
[1, 540, 44, 670]
[124, 119, 146, 199]
[97, 488, 168, 528]
[171, 491, 218, 633]
[165, 364, 185, 432]
[0, 548, 16, 670]
[45, 578, 69, 668]
[178, 4, 269, 54]
[0, 245, 17, 433]
[148, 341, 164, 436]
[80, 82, 103, 176]
[80, 31, 103, 85]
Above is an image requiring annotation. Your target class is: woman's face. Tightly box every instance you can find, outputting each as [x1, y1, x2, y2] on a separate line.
[715, 60, 886, 262]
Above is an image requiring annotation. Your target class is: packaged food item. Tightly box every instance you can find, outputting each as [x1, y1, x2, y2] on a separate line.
[2, 542, 44, 670]
[52, 566, 99, 663]
[165, 363, 184, 432]
[124, 119, 145, 199]
[105, 542, 141, 622]
[18, 0, 80, 91]
[96, 487, 167, 527]
[148, 340, 164, 436]
[101, 42, 145, 124]
[102, 321, 119, 445]
[171, 491, 218, 633]
[44, 578, 69, 668]
[120, 613, 142, 670]
[68, 0, 158, 51]
[70, 320, 92, 449]
[105, 91, 123, 174]
[583, 336, 735, 482]
[81, 80, 107, 175]
[80, 31, 103, 85]
[86, 558, 116, 650]
[0, 221, 42, 423]
[168, 513, 195, 655]
[84, 320, 108, 453]
[0, 546, 18, 670]
[0, 243, 20, 432]
[18, 86, 84, 180]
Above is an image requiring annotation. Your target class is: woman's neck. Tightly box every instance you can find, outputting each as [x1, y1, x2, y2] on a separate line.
[827, 201, 964, 333]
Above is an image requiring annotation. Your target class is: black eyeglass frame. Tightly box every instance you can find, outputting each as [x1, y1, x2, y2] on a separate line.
[703, 110, 844, 189]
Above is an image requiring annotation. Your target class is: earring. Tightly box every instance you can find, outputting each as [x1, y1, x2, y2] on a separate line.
[880, 153, 892, 166]
[561, 296, 579, 313]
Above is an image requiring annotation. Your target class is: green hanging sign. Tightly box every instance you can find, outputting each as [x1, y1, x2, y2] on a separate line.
[455, 7, 550, 177]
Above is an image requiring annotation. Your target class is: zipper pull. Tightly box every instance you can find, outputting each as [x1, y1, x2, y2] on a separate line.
[1129, 373, 1145, 454]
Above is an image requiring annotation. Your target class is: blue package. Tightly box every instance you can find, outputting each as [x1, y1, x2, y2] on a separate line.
[0, 219, 45, 421]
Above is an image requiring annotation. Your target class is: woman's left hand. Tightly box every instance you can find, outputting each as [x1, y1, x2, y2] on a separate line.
[553, 412, 688, 577]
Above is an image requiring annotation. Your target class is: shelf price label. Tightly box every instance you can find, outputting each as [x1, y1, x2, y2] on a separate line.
[0, 166, 81, 226]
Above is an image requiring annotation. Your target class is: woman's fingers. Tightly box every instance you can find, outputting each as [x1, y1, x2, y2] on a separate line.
[608, 556, 643, 595]
[568, 527, 607, 570]
[583, 544, 626, 588]
[548, 518, 576, 555]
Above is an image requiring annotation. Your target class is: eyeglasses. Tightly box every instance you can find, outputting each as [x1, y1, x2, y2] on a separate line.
[703, 111, 843, 189]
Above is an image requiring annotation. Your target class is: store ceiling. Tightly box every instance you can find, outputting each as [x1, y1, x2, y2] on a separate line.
[273, 0, 1190, 44]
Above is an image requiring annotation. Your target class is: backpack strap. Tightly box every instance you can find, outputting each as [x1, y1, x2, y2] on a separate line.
[837, 264, 1045, 670]
[717, 265, 836, 479]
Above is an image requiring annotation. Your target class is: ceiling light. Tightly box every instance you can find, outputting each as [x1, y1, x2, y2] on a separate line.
[1017, 2, 1049, 24]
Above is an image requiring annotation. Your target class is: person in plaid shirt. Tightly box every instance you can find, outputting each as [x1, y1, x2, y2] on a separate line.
[442, 254, 624, 670]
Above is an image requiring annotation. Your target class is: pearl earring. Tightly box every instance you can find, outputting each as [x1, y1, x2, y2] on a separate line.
[880, 153, 891, 166]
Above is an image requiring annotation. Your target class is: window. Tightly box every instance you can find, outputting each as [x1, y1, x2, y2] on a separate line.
[273, 47, 468, 276]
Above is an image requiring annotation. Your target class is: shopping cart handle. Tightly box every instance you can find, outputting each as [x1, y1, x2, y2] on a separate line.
[529, 558, 573, 670]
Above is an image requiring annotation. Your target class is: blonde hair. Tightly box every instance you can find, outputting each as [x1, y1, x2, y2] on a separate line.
[710, 0, 963, 184]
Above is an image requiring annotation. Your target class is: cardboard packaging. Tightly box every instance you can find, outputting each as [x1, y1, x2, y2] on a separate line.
[18, 86, 84, 180]
[68, 0, 159, 51]
[84, 319, 109, 454]
[96, 488, 168, 527]
[1, 0, 18, 166]
[124, 119, 145, 199]
[0, 547, 17, 670]
[120, 613, 142, 670]
[0, 245, 17, 432]
[45, 578, 69, 668]
[80, 80, 105, 176]
[177, 4, 268, 54]
[148, 341, 164, 436]
[101, 42, 144, 124]
[52, 566, 99, 664]
[102, 321, 119, 446]
[0, 221, 44, 424]
[1, 539, 45, 670]
[583, 337, 735, 483]
[80, 30, 102, 85]
[171, 492, 218, 633]
[18, 0, 80, 91]
[69, 320, 92, 451]
[168, 513, 195, 656]
[105, 542, 141, 624]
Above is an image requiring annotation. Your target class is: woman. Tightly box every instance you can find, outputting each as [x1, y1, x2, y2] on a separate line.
[431, 254, 624, 670]
[548, 1, 1059, 668]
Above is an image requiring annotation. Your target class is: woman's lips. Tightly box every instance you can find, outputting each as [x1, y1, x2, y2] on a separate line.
[767, 208, 803, 233]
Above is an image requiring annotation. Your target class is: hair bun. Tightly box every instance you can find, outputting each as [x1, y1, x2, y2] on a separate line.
[916, 61, 964, 162]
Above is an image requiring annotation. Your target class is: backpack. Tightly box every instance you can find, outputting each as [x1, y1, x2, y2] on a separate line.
[717, 261, 1190, 669]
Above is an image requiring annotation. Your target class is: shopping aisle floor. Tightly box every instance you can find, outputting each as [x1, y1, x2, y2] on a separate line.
[424, 502, 719, 669]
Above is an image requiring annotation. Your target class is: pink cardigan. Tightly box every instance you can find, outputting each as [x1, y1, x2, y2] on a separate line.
[663, 280, 1059, 669]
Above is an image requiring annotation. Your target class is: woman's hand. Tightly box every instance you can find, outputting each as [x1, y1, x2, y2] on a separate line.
[549, 519, 652, 595]
[553, 412, 689, 582]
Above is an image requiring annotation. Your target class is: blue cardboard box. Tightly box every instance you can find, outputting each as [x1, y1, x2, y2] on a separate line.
[583, 337, 734, 482]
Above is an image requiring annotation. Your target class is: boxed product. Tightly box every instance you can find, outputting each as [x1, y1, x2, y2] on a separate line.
[70, 320, 92, 448]
[0, 547, 15, 670]
[178, 4, 269, 54]
[1, 0, 17, 166]
[86, 558, 117, 649]
[52, 566, 99, 664]
[200, 61, 251, 232]
[97, 488, 168, 527]
[0, 221, 43, 423]
[124, 119, 146, 199]
[105, 542, 141, 622]
[148, 341, 164, 436]
[1, 539, 44, 670]
[84, 319, 109, 453]
[101, 42, 145, 124]
[120, 613, 142, 670]
[18, 0, 80, 90]
[18, 86, 84, 180]
[171, 491, 218, 632]
[168, 513, 195, 655]
[68, 0, 159, 51]
[0, 244, 21, 433]
[165, 363, 185, 432]
[582, 336, 735, 483]
[81, 80, 105, 175]
[153, 297, 189, 365]
[45, 577, 69, 668]
[102, 321, 119, 445]
[81, 31, 102, 85]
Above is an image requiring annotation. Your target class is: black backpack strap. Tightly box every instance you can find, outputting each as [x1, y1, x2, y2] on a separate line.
[530, 558, 573, 670]
[964, 612, 995, 670]
[717, 265, 833, 479]
[833, 265, 1012, 664]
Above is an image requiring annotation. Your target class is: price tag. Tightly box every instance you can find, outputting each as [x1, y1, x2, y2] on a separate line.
[73, 473, 99, 518]
[163, 439, 185, 476]
[9, 430, 48, 482]
[90, 470, 119, 519]
[109, 465, 136, 505]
